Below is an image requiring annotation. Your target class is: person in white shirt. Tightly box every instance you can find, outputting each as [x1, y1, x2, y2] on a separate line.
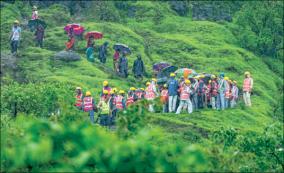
[9, 20, 21, 55]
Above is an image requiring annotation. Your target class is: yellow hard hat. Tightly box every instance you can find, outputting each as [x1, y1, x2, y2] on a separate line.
[140, 88, 145, 91]
[209, 80, 212, 83]
[76, 87, 81, 90]
[103, 80, 108, 86]
[185, 79, 191, 84]
[112, 88, 117, 93]
[211, 75, 216, 79]
[200, 75, 205, 78]
[233, 80, 237, 84]
[14, 20, 19, 24]
[119, 90, 125, 94]
[170, 73, 175, 77]
[229, 80, 232, 83]
[103, 90, 108, 95]
[110, 90, 114, 94]
[146, 82, 150, 86]
[194, 76, 199, 79]
[244, 71, 250, 75]
[163, 84, 167, 88]
[224, 77, 229, 80]
[130, 87, 136, 91]
[152, 78, 157, 82]
[85, 91, 91, 96]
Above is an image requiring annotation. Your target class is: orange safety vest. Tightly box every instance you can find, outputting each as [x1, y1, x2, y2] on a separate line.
[83, 97, 93, 112]
[160, 89, 168, 104]
[243, 78, 252, 92]
[126, 95, 134, 107]
[225, 82, 231, 99]
[75, 94, 83, 107]
[115, 95, 124, 110]
[145, 84, 155, 100]
[180, 86, 190, 100]
[135, 91, 143, 99]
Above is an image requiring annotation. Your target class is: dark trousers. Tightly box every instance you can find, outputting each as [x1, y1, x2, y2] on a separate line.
[100, 114, 110, 126]
[110, 109, 117, 125]
[36, 39, 43, 48]
[198, 93, 205, 109]
[10, 40, 19, 54]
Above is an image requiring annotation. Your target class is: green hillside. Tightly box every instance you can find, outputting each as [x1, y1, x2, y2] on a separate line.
[1, 1, 283, 172]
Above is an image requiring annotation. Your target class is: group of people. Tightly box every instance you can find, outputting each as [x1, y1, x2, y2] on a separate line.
[10, 6, 44, 55]
[74, 71, 253, 126]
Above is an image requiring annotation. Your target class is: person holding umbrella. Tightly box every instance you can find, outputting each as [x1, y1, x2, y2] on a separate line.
[9, 20, 21, 55]
[119, 51, 128, 78]
[132, 54, 145, 80]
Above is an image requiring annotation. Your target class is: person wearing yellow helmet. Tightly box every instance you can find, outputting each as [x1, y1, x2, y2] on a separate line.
[97, 91, 111, 127]
[145, 79, 158, 112]
[83, 91, 96, 123]
[208, 76, 218, 109]
[243, 71, 253, 107]
[167, 72, 179, 113]
[74, 87, 83, 110]
[109, 88, 118, 125]
[135, 88, 145, 100]
[10, 20, 22, 55]
[126, 87, 137, 107]
[160, 83, 169, 113]
[224, 77, 232, 109]
[176, 79, 193, 114]
[230, 80, 239, 108]
[102, 80, 111, 97]
[116, 90, 126, 110]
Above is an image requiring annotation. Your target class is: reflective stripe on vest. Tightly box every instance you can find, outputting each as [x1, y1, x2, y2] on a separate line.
[180, 86, 190, 100]
[161, 90, 168, 97]
[115, 95, 124, 110]
[126, 96, 134, 107]
[75, 94, 83, 107]
[136, 91, 143, 99]
[83, 97, 93, 112]
[145, 85, 155, 100]
[243, 78, 251, 92]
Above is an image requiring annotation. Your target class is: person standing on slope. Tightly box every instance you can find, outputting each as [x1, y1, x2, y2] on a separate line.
[31, 6, 39, 20]
[208, 75, 218, 109]
[119, 51, 128, 78]
[115, 90, 126, 111]
[160, 84, 169, 113]
[9, 20, 21, 55]
[98, 42, 108, 63]
[83, 91, 96, 124]
[167, 73, 179, 113]
[243, 71, 253, 107]
[217, 73, 226, 110]
[224, 77, 231, 109]
[176, 79, 193, 114]
[34, 24, 45, 48]
[98, 92, 111, 127]
[113, 49, 120, 73]
[145, 79, 158, 112]
[132, 54, 145, 80]
[74, 87, 83, 110]
[230, 81, 239, 108]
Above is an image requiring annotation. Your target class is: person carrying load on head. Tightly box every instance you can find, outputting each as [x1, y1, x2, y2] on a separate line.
[230, 81, 239, 108]
[83, 91, 96, 124]
[243, 71, 253, 107]
[217, 72, 226, 111]
[126, 87, 137, 108]
[97, 92, 111, 127]
[167, 73, 179, 113]
[208, 75, 218, 109]
[176, 79, 193, 114]
[9, 20, 21, 55]
[160, 84, 169, 113]
[115, 90, 126, 110]
[74, 87, 83, 110]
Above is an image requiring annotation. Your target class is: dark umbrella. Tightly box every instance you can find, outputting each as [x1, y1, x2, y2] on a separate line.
[152, 62, 170, 72]
[85, 31, 103, 40]
[28, 19, 47, 30]
[157, 66, 178, 84]
[113, 43, 131, 54]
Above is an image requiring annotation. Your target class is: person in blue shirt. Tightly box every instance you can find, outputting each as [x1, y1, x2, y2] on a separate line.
[166, 73, 179, 113]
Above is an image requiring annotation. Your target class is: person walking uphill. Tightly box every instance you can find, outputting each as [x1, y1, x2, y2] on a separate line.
[83, 91, 96, 124]
[243, 71, 253, 107]
[9, 20, 21, 55]
[74, 87, 83, 110]
[34, 24, 45, 48]
[98, 42, 108, 63]
[119, 51, 128, 78]
[176, 80, 193, 114]
[132, 54, 145, 80]
[167, 73, 179, 113]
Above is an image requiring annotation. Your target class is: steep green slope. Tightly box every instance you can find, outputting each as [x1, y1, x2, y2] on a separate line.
[1, 1, 283, 172]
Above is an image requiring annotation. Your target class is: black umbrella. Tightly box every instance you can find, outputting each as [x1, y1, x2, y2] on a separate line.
[28, 19, 47, 31]
[157, 66, 178, 84]
[113, 43, 131, 54]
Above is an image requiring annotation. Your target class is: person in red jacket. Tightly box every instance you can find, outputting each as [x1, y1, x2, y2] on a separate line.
[74, 87, 83, 110]
[160, 84, 169, 113]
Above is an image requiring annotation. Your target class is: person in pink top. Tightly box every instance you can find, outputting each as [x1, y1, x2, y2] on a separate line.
[243, 71, 254, 107]
[32, 6, 39, 20]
